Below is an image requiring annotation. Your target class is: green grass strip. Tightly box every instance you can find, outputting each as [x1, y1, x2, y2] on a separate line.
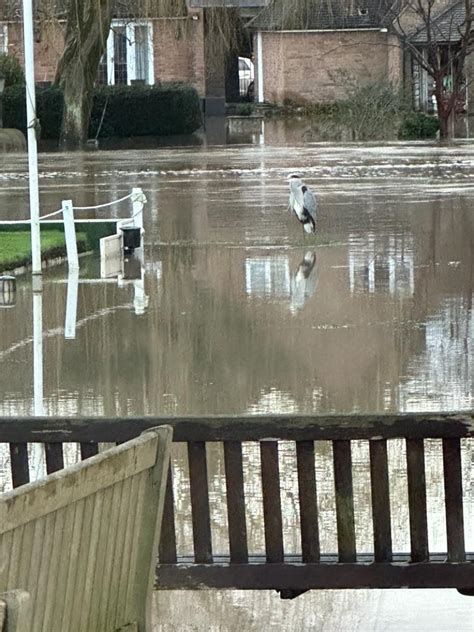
[0, 230, 87, 271]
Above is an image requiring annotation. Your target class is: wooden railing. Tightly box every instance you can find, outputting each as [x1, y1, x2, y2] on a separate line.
[0, 426, 172, 630]
[0, 414, 473, 595]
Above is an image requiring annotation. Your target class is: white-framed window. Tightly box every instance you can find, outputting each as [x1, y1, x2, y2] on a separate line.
[0, 24, 8, 54]
[98, 20, 154, 86]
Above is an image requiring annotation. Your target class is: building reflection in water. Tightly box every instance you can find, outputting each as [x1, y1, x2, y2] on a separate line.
[245, 256, 291, 299]
[398, 296, 474, 412]
[348, 233, 414, 296]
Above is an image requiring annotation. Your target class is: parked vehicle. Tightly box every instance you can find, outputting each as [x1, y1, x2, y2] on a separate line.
[239, 56, 254, 98]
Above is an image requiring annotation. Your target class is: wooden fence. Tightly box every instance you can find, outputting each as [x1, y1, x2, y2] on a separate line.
[0, 414, 473, 596]
[0, 426, 172, 631]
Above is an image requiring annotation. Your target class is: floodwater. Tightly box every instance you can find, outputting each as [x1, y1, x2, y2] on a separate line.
[0, 125, 474, 630]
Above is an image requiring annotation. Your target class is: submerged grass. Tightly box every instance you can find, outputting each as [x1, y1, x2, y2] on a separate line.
[0, 229, 87, 272]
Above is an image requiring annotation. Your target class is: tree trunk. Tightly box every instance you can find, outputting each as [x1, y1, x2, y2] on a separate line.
[55, 0, 114, 149]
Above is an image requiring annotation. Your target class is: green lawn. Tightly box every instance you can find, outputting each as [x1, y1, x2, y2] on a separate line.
[0, 230, 86, 272]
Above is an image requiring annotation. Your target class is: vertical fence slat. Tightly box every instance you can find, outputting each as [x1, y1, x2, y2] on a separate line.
[406, 439, 429, 562]
[333, 440, 356, 563]
[188, 441, 213, 564]
[224, 441, 248, 564]
[369, 439, 392, 562]
[45, 443, 64, 474]
[442, 438, 465, 562]
[158, 464, 177, 564]
[260, 441, 284, 563]
[80, 443, 99, 460]
[9, 443, 30, 487]
[296, 440, 320, 562]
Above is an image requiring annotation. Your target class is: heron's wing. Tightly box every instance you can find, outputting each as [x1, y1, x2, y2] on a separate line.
[302, 187, 317, 217]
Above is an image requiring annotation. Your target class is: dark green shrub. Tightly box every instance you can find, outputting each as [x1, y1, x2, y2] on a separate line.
[0, 54, 25, 87]
[2, 85, 64, 139]
[3, 83, 202, 139]
[89, 84, 202, 138]
[399, 112, 439, 139]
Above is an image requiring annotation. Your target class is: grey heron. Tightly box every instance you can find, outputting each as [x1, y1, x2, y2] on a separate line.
[288, 173, 317, 234]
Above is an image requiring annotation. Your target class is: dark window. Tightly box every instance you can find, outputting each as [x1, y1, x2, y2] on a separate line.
[114, 27, 128, 85]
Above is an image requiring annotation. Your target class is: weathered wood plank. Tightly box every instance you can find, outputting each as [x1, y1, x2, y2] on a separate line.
[9, 443, 29, 488]
[188, 442, 213, 564]
[45, 443, 64, 474]
[124, 471, 148, 623]
[406, 439, 429, 562]
[0, 590, 31, 632]
[1, 412, 473, 443]
[50, 503, 75, 630]
[115, 473, 141, 630]
[224, 441, 248, 564]
[31, 513, 55, 632]
[41, 509, 66, 631]
[0, 433, 157, 533]
[369, 439, 392, 562]
[78, 491, 105, 632]
[442, 438, 465, 562]
[260, 441, 284, 563]
[156, 560, 474, 590]
[94, 481, 123, 632]
[0, 429, 172, 632]
[333, 440, 356, 563]
[104, 478, 133, 631]
[158, 465, 177, 564]
[296, 440, 319, 562]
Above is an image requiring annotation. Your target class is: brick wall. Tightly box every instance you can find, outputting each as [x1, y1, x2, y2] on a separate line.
[3, 13, 206, 95]
[153, 13, 206, 96]
[6, 22, 64, 82]
[259, 30, 396, 104]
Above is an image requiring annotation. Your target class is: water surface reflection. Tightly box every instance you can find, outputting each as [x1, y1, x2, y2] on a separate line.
[1, 142, 474, 630]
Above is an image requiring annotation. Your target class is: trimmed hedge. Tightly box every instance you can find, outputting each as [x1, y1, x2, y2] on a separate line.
[3, 83, 202, 139]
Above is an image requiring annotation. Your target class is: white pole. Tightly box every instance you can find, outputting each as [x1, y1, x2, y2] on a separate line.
[31, 287, 45, 480]
[257, 31, 264, 104]
[22, 0, 41, 275]
[62, 200, 79, 270]
[65, 268, 79, 339]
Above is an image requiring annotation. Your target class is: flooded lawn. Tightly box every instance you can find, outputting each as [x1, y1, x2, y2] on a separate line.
[1, 134, 473, 630]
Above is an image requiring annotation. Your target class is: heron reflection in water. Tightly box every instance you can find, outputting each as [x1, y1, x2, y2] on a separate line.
[290, 251, 318, 313]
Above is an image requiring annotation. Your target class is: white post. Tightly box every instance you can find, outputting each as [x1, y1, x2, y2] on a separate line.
[131, 187, 146, 232]
[22, 0, 41, 275]
[31, 286, 45, 480]
[65, 268, 79, 339]
[62, 199, 79, 270]
[256, 31, 264, 104]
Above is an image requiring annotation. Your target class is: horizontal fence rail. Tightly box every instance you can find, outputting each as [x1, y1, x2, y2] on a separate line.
[0, 414, 473, 595]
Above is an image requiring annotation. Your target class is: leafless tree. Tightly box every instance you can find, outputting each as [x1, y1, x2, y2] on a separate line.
[391, 0, 473, 138]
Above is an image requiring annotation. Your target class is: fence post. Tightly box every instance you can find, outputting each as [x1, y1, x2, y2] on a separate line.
[131, 187, 146, 234]
[62, 200, 79, 271]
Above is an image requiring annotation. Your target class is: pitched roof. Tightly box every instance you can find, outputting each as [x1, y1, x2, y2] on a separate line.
[409, 0, 471, 43]
[248, 0, 395, 30]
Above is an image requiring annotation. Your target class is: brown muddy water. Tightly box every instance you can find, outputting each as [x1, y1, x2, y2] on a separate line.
[0, 131, 473, 630]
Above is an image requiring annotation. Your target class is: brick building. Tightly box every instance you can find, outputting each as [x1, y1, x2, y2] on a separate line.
[248, 0, 472, 117]
[248, 0, 403, 104]
[0, 3, 207, 94]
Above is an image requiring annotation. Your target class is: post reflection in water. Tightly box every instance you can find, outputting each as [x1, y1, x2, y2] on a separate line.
[1, 144, 474, 629]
